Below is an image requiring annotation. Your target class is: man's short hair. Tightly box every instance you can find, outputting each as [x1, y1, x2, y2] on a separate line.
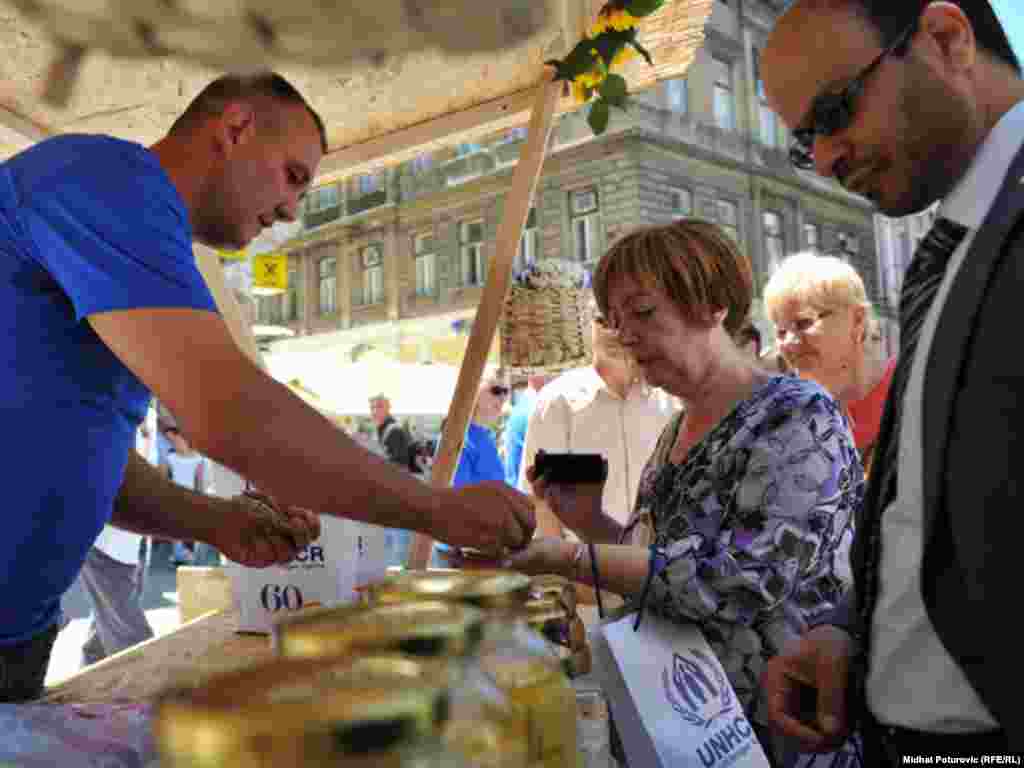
[170, 72, 328, 153]
[818, 0, 1020, 75]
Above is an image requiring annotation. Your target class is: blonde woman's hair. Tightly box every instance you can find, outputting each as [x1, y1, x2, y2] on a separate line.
[763, 250, 878, 336]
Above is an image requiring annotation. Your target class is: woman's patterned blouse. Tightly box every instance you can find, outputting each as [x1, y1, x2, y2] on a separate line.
[620, 375, 862, 720]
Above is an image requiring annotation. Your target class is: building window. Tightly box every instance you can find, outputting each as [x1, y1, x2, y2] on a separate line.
[305, 184, 339, 213]
[716, 199, 740, 243]
[515, 208, 539, 273]
[763, 211, 785, 273]
[669, 187, 693, 216]
[285, 262, 302, 321]
[570, 187, 601, 263]
[360, 243, 385, 305]
[459, 219, 486, 286]
[664, 78, 688, 113]
[258, 295, 283, 324]
[838, 233, 861, 259]
[414, 233, 436, 297]
[357, 173, 380, 196]
[712, 56, 735, 132]
[318, 256, 337, 315]
[754, 49, 779, 147]
[804, 222, 820, 249]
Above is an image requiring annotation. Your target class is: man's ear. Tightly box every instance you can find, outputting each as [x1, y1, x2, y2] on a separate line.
[215, 102, 257, 156]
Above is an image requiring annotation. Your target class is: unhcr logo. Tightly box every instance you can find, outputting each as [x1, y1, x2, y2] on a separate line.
[662, 649, 734, 729]
[663, 649, 759, 767]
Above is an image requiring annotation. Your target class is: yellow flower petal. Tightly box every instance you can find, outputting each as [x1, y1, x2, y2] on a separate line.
[609, 9, 637, 31]
[573, 79, 589, 104]
[611, 46, 638, 69]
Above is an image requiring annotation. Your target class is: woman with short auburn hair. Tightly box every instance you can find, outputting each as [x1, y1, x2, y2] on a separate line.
[764, 251, 895, 475]
[507, 219, 860, 763]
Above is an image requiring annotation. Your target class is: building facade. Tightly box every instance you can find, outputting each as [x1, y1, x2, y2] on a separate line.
[255, 0, 879, 364]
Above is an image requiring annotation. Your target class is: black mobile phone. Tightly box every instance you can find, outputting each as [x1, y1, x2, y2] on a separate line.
[795, 681, 819, 728]
[533, 450, 608, 484]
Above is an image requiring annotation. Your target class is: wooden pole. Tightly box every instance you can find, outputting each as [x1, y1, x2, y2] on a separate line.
[407, 67, 562, 569]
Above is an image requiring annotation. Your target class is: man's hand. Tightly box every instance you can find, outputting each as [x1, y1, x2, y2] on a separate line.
[761, 624, 854, 752]
[527, 465, 604, 536]
[210, 492, 321, 567]
[430, 482, 535, 556]
[503, 536, 575, 577]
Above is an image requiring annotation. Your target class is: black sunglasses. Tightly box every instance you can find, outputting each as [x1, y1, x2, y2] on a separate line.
[789, 16, 919, 171]
[489, 385, 510, 397]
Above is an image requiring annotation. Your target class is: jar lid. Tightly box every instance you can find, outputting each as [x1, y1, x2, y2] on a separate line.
[154, 655, 448, 766]
[274, 600, 484, 660]
[369, 570, 532, 611]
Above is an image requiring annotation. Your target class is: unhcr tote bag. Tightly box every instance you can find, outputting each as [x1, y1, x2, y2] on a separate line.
[592, 610, 771, 768]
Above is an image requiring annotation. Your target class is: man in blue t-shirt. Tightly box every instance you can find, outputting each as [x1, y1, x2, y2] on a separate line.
[0, 72, 535, 701]
[502, 374, 551, 487]
[431, 375, 510, 566]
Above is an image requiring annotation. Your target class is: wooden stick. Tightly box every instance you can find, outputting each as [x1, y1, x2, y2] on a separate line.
[407, 67, 561, 569]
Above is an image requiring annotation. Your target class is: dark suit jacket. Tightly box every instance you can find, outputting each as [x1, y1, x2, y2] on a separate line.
[838, 141, 1024, 747]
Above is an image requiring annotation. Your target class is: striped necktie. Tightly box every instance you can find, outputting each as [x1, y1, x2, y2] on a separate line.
[852, 216, 969, 718]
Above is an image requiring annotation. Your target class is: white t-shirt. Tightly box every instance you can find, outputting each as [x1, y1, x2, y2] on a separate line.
[166, 453, 206, 492]
[519, 366, 678, 525]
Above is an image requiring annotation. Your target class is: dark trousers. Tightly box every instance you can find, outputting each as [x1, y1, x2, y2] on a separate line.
[0, 623, 59, 702]
[862, 717, 1010, 766]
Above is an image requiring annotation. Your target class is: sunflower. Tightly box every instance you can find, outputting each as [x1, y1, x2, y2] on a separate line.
[589, 7, 638, 36]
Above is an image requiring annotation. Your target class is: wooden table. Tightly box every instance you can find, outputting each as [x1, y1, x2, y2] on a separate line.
[42, 608, 272, 704]
[44, 604, 605, 703]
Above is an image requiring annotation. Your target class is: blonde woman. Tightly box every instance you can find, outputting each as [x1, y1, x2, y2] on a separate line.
[764, 252, 895, 474]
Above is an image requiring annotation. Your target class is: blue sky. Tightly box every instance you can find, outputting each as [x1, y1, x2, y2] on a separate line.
[991, 0, 1024, 66]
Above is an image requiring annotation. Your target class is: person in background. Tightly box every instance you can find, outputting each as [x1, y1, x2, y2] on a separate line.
[69, 403, 159, 667]
[368, 393, 419, 566]
[370, 395, 418, 474]
[760, 0, 1023, 759]
[502, 373, 551, 487]
[432, 375, 510, 567]
[163, 426, 209, 565]
[735, 319, 763, 361]
[507, 219, 861, 764]
[764, 252, 895, 475]
[518, 298, 676, 535]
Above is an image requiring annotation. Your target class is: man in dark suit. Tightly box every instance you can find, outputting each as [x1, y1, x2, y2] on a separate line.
[759, 0, 1024, 762]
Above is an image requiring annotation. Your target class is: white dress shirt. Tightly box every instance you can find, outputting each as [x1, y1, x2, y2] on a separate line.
[517, 366, 677, 525]
[866, 100, 1024, 731]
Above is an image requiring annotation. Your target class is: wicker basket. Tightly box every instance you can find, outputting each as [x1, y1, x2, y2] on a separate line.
[501, 282, 592, 375]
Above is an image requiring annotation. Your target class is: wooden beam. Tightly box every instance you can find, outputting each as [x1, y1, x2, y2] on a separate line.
[406, 67, 561, 570]
[316, 82, 569, 180]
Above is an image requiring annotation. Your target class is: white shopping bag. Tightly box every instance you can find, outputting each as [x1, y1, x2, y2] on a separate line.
[592, 611, 771, 768]
[229, 515, 361, 633]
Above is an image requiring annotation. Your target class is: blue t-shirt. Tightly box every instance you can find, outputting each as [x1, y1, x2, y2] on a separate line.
[0, 135, 217, 644]
[451, 422, 505, 488]
[503, 390, 537, 487]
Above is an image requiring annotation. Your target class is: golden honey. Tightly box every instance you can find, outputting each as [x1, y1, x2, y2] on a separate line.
[153, 654, 457, 767]
[274, 599, 529, 768]
[369, 571, 580, 768]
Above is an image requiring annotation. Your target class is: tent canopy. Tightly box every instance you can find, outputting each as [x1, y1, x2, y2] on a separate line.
[266, 353, 476, 416]
[0, 1, 713, 177]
